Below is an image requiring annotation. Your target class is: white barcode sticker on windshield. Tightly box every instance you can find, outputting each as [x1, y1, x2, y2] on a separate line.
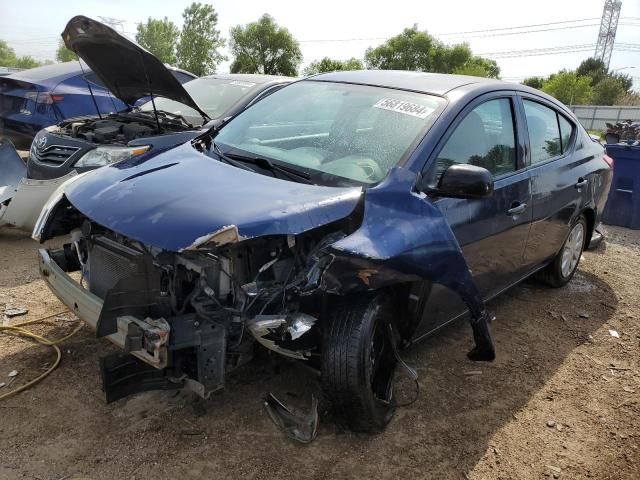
[230, 81, 256, 87]
[373, 98, 433, 119]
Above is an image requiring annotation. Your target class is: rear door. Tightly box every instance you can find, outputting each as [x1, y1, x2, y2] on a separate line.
[516, 95, 585, 269]
[415, 92, 532, 336]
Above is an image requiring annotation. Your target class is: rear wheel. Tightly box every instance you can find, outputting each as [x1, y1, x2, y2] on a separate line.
[539, 215, 587, 287]
[321, 294, 397, 433]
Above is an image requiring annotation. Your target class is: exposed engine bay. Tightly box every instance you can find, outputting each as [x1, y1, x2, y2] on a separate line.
[40, 200, 378, 401]
[52, 111, 193, 145]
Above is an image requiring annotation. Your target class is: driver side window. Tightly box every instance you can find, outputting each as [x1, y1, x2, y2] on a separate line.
[436, 98, 517, 178]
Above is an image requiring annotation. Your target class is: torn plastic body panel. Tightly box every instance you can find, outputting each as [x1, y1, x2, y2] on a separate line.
[1, 172, 78, 232]
[1, 140, 78, 233]
[0, 141, 26, 204]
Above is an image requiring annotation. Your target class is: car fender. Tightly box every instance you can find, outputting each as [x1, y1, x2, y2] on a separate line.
[1, 171, 78, 233]
[0, 140, 26, 204]
[322, 167, 486, 319]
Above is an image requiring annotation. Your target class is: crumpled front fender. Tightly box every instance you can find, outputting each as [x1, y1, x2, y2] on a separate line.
[323, 168, 481, 311]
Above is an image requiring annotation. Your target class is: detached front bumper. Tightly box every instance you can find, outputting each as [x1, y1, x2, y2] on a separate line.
[38, 248, 168, 369]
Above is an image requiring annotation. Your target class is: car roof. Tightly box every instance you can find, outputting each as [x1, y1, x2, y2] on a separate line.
[203, 73, 296, 85]
[308, 70, 530, 96]
[7, 61, 87, 84]
[163, 64, 197, 79]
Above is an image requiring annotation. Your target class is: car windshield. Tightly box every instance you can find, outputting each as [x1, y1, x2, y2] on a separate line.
[213, 81, 444, 186]
[139, 77, 263, 124]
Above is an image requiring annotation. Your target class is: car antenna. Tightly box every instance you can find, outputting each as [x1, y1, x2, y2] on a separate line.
[77, 59, 103, 120]
[139, 51, 162, 133]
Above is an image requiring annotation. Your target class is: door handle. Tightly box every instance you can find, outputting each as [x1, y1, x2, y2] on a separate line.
[507, 201, 527, 216]
[574, 178, 588, 189]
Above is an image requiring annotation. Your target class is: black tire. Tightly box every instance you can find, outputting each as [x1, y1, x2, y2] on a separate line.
[538, 215, 587, 288]
[321, 294, 397, 433]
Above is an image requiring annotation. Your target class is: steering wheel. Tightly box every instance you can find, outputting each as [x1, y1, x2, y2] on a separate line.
[353, 157, 384, 182]
[354, 157, 385, 182]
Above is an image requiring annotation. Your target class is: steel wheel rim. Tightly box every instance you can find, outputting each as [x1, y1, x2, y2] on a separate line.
[561, 222, 584, 278]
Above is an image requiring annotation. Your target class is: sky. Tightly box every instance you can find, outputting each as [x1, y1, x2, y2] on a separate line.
[1, 0, 638, 87]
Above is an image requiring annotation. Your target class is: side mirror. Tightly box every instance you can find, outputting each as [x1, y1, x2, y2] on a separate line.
[433, 164, 494, 199]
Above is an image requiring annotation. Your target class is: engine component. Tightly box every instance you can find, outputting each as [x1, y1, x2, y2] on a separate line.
[123, 122, 154, 141]
[58, 114, 171, 146]
[94, 125, 121, 143]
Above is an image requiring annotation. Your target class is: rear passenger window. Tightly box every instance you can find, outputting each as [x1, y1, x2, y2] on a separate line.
[436, 98, 517, 177]
[523, 100, 563, 163]
[558, 115, 574, 152]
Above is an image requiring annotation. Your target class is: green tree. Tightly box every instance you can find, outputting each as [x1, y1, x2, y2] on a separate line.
[176, 2, 225, 76]
[136, 17, 180, 65]
[611, 72, 633, 92]
[576, 57, 607, 86]
[541, 71, 593, 105]
[592, 76, 625, 105]
[0, 40, 18, 66]
[12, 56, 43, 69]
[56, 40, 76, 62]
[575, 56, 632, 100]
[0, 41, 45, 69]
[303, 57, 363, 76]
[365, 26, 436, 71]
[453, 56, 500, 78]
[229, 14, 302, 76]
[364, 26, 498, 77]
[522, 76, 545, 89]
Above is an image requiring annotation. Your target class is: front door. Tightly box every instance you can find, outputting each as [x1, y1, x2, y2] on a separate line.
[415, 93, 532, 337]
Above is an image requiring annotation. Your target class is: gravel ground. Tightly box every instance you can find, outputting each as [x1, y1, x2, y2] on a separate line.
[0, 225, 638, 480]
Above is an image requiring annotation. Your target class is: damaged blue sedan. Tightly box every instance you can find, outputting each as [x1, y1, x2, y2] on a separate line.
[34, 70, 612, 437]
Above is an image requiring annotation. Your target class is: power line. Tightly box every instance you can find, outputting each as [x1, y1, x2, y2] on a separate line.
[436, 17, 600, 36]
[480, 44, 597, 58]
[480, 42, 640, 59]
[453, 23, 601, 39]
[297, 16, 639, 44]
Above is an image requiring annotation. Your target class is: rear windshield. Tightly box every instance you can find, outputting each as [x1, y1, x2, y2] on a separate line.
[139, 78, 262, 123]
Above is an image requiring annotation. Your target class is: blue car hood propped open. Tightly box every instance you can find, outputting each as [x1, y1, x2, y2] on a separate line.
[62, 143, 362, 252]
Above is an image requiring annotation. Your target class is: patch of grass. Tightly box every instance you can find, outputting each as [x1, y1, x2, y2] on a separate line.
[588, 129, 604, 140]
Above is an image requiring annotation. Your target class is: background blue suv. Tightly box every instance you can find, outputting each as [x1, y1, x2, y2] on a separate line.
[0, 61, 195, 149]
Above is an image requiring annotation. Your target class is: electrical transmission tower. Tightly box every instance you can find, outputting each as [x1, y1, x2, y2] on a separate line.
[594, 0, 622, 69]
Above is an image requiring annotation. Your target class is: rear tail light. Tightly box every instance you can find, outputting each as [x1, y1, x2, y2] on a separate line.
[603, 154, 614, 169]
[24, 91, 64, 104]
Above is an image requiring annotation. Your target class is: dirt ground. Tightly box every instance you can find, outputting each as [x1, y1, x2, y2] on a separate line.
[0, 225, 638, 480]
